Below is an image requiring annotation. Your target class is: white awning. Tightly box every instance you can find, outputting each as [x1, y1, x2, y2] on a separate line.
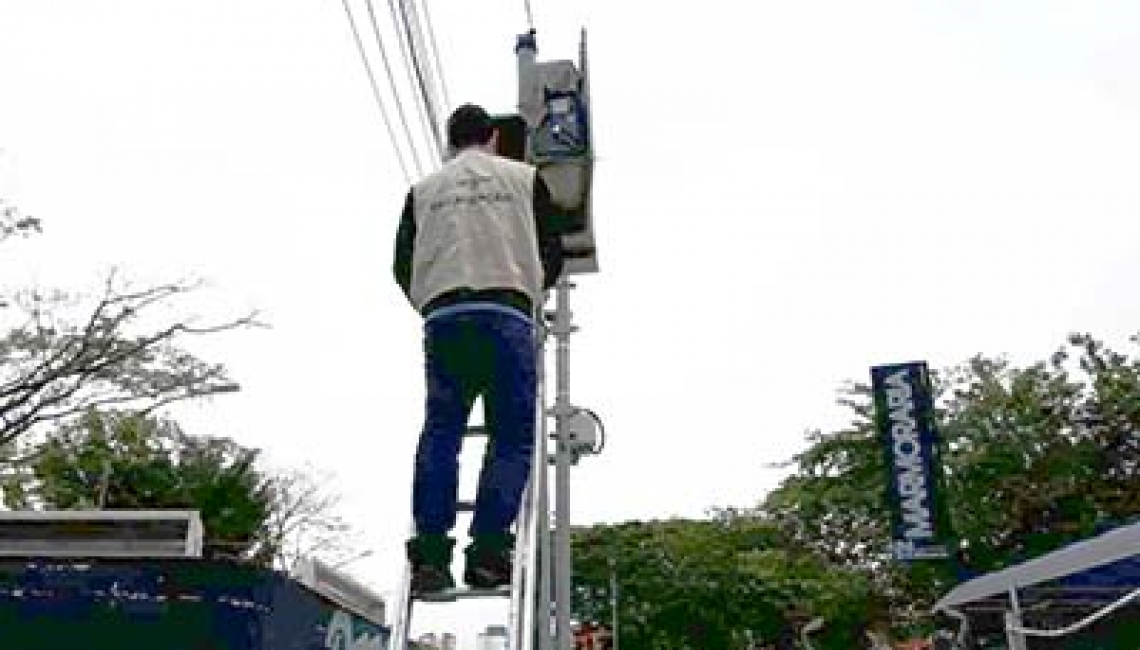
[935, 521, 1140, 611]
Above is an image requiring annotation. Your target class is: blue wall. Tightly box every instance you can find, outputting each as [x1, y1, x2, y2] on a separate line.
[0, 558, 390, 650]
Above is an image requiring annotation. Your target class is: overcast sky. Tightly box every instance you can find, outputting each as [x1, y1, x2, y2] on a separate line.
[2, 0, 1140, 646]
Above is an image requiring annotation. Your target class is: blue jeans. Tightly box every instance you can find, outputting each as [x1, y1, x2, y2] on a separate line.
[412, 304, 537, 537]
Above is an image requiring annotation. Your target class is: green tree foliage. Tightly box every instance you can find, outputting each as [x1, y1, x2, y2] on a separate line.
[571, 511, 873, 649]
[572, 334, 1140, 646]
[1, 409, 359, 569]
[761, 333, 1140, 635]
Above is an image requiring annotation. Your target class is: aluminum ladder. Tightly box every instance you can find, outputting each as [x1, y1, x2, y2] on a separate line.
[388, 319, 553, 650]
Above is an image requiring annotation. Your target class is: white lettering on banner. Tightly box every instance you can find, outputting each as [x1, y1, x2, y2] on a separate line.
[884, 369, 934, 541]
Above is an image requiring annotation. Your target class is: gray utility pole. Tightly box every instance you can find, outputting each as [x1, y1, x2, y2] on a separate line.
[609, 556, 619, 650]
[516, 25, 602, 650]
[551, 276, 576, 650]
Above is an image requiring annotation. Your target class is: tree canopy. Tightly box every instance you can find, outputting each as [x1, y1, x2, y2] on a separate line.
[571, 512, 873, 649]
[0, 214, 354, 570]
[571, 333, 1140, 647]
[2, 409, 360, 569]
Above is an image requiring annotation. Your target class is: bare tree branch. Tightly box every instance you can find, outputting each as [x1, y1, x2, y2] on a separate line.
[0, 199, 41, 243]
[0, 274, 262, 445]
[255, 465, 363, 571]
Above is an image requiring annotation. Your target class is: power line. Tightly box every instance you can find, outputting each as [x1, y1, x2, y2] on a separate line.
[363, 0, 426, 177]
[416, 0, 450, 113]
[337, 0, 413, 184]
[386, 0, 441, 166]
[403, 0, 446, 130]
[394, 0, 445, 158]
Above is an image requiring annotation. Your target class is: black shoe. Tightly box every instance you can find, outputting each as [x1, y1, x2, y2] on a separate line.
[411, 563, 455, 596]
[407, 534, 456, 596]
[463, 532, 514, 589]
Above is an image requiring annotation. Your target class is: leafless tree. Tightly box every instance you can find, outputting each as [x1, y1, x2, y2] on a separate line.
[257, 464, 366, 571]
[0, 271, 261, 447]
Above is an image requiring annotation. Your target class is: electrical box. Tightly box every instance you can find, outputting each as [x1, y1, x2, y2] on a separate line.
[514, 29, 599, 275]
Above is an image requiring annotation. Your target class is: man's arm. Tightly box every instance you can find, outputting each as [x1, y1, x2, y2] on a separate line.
[393, 189, 416, 301]
[533, 174, 564, 290]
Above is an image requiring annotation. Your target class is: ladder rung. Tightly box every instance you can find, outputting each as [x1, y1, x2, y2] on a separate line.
[416, 586, 511, 603]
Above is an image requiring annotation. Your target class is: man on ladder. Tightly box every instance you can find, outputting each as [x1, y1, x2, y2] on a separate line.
[392, 103, 563, 596]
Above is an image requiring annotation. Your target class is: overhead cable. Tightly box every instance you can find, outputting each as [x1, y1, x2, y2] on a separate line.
[336, 0, 413, 183]
[416, 0, 451, 112]
[402, 0, 447, 144]
[387, 0, 443, 166]
[363, 0, 426, 177]
[395, 0, 445, 158]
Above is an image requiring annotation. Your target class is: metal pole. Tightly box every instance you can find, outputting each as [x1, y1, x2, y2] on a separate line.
[515, 30, 540, 129]
[97, 458, 111, 508]
[609, 557, 619, 650]
[517, 30, 560, 650]
[537, 435, 554, 650]
[1005, 587, 1027, 650]
[552, 277, 574, 650]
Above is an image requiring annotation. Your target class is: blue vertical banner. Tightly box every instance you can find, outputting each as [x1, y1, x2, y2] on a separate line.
[871, 361, 950, 561]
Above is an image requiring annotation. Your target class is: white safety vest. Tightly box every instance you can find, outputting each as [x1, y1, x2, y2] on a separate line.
[409, 148, 543, 314]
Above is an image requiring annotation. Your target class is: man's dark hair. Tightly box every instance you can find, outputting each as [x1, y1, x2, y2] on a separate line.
[447, 103, 494, 150]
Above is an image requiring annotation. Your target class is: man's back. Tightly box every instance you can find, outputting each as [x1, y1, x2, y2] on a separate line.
[394, 144, 562, 320]
[409, 149, 542, 315]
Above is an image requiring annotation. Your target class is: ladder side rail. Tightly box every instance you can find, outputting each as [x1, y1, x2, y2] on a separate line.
[389, 522, 416, 650]
[536, 423, 555, 650]
[511, 465, 539, 649]
[508, 454, 536, 644]
[513, 317, 550, 650]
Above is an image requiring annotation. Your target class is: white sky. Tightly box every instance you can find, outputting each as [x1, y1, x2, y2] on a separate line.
[2, 0, 1140, 646]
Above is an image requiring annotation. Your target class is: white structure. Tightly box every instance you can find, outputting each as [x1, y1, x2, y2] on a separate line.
[476, 625, 508, 650]
[935, 521, 1140, 647]
[0, 509, 203, 558]
[294, 556, 387, 626]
